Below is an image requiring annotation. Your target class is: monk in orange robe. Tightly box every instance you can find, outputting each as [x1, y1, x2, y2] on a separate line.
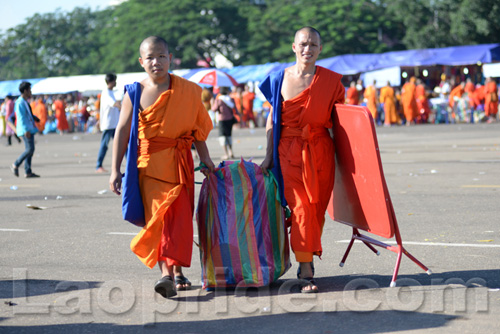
[415, 79, 430, 123]
[364, 80, 378, 120]
[484, 77, 499, 121]
[230, 86, 243, 125]
[465, 79, 479, 110]
[401, 77, 418, 126]
[380, 81, 398, 126]
[242, 84, 256, 127]
[260, 27, 344, 293]
[52, 96, 69, 133]
[346, 81, 359, 105]
[31, 97, 48, 133]
[110, 36, 215, 298]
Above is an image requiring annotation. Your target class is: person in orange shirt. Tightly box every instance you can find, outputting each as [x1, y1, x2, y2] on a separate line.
[52, 95, 69, 134]
[31, 96, 48, 133]
[109, 36, 215, 298]
[415, 79, 430, 123]
[464, 79, 477, 108]
[346, 81, 359, 105]
[401, 77, 418, 126]
[242, 84, 256, 127]
[260, 27, 345, 293]
[448, 82, 466, 121]
[484, 77, 499, 122]
[449, 82, 465, 108]
[380, 81, 398, 126]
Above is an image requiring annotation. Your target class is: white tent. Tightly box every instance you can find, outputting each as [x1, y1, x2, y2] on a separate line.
[30, 70, 187, 97]
[31, 74, 105, 95]
[360, 66, 401, 88]
[482, 63, 500, 78]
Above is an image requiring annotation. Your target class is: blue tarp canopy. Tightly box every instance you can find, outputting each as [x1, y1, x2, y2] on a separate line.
[0, 78, 44, 98]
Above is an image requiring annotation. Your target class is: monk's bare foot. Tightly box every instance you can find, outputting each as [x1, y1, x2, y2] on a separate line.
[173, 266, 191, 290]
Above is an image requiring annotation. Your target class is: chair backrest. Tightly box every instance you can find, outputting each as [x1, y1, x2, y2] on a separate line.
[327, 104, 395, 238]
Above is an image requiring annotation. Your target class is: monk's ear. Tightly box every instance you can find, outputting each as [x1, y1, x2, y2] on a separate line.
[138, 57, 144, 67]
[319, 44, 323, 54]
[292, 42, 297, 54]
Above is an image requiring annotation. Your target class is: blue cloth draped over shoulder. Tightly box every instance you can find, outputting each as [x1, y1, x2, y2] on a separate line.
[121, 82, 146, 227]
[258, 70, 287, 207]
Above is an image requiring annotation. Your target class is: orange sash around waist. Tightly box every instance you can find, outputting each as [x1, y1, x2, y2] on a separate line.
[281, 124, 330, 204]
[139, 135, 194, 186]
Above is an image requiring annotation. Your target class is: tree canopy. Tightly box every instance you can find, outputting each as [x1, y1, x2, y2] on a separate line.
[0, 0, 498, 80]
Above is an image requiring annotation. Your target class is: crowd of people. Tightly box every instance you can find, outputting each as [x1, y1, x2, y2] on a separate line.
[0, 92, 102, 139]
[346, 74, 499, 126]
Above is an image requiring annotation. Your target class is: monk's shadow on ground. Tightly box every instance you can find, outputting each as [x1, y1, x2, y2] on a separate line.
[197, 268, 500, 300]
[0, 310, 459, 334]
[0, 279, 102, 299]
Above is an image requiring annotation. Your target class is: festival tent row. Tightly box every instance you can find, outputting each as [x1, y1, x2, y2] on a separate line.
[1, 44, 499, 98]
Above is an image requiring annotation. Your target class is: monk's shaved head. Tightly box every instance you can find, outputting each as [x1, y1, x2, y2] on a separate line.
[294, 26, 321, 44]
[139, 36, 169, 55]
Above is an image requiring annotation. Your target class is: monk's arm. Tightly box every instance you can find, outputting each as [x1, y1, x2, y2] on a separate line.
[109, 92, 133, 195]
[261, 109, 273, 175]
[193, 141, 215, 174]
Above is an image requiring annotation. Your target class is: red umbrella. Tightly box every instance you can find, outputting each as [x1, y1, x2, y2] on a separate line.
[187, 69, 238, 87]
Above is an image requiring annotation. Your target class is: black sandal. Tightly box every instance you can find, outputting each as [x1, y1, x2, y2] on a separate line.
[175, 275, 192, 291]
[154, 275, 177, 298]
[300, 277, 319, 294]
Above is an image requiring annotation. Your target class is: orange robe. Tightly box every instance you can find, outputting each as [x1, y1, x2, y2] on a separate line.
[415, 84, 430, 122]
[278, 67, 344, 262]
[485, 81, 498, 117]
[346, 87, 359, 105]
[53, 100, 69, 131]
[449, 85, 464, 108]
[242, 91, 256, 124]
[364, 85, 378, 119]
[32, 99, 48, 132]
[380, 86, 397, 125]
[465, 82, 479, 109]
[130, 75, 213, 269]
[402, 82, 418, 123]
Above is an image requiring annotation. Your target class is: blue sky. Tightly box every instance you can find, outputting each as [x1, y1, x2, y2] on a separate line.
[1, 0, 124, 32]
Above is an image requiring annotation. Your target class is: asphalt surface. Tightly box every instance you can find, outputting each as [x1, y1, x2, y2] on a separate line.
[1, 122, 499, 333]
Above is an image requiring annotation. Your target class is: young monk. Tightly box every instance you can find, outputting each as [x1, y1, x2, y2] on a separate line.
[260, 27, 345, 293]
[109, 36, 215, 298]
[380, 81, 398, 126]
[401, 77, 418, 126]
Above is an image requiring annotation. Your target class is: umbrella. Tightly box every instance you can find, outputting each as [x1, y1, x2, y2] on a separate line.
[187, 69, 239, 87]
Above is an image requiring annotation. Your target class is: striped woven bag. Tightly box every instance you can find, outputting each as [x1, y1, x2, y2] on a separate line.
[196, 159, 290, 289]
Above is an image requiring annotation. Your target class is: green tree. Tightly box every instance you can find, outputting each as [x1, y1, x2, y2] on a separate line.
[243, 0, 404, 64]
[98, 0, 248, 72]
[0, 7, 109, 80]
[450, 0, 500, 45]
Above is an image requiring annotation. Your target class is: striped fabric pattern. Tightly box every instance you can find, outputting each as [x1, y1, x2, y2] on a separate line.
[197, 159, 290, 289]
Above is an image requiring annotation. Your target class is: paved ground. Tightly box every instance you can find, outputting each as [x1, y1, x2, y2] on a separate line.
[1, 122, 499, 333]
